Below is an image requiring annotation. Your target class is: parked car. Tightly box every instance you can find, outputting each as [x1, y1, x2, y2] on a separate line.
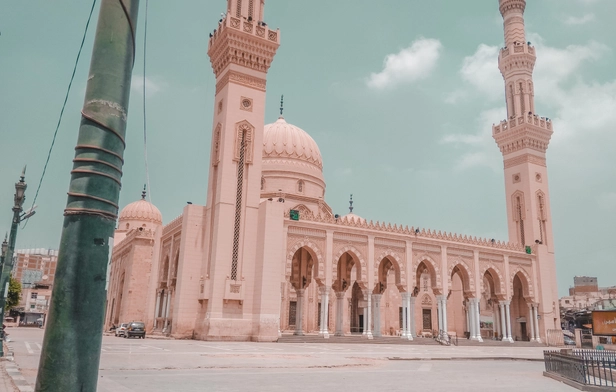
[564, 335, 576, 346]
[115, 323, 129, 337]
[124, 321, 146, 339]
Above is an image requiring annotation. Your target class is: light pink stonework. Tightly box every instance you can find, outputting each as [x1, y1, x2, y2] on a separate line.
[105, 0, 560, 343]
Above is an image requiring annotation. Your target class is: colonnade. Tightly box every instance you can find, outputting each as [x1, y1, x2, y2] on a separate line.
[292, 286, 541, 343]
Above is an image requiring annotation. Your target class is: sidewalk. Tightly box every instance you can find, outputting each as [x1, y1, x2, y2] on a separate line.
[1, 341, 29, 392]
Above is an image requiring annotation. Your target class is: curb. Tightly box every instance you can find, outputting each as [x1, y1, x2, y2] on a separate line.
[3, 341, 33, 392]
[388, 356, 543, 362]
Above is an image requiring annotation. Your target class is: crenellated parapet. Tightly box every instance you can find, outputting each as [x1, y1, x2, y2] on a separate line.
[162, 214, 183, 236]
[499, 42, 536, 77]
[208, 14, 280, 78]
[283, 209, 527, 253]
[493, 113, 553, 155]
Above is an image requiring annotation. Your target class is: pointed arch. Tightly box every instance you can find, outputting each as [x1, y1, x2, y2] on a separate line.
[286, 240, 324, 283]
[374, 249, 406, 289]
[413, 254, 441, 294]
[332, 245, 366, 289]
[234, 120, 255, 164]
[510, 267, 534, 299]
[290, 204, 313, 220]
[480, 264, 505, 297]
[447, 258, 474, 293]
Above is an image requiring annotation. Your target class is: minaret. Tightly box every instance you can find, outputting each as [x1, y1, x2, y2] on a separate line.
[201, 0, 280, 339]
[493, 0, 559, 337]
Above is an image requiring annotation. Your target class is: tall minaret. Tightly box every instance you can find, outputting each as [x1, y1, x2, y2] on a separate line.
[201, 0, 280, 339]
[493, 0, 559, 337]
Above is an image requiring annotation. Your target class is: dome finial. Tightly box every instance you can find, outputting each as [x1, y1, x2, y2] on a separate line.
[279, 94, 284, 118]
[142, 184, 147, 200]
[349, 194, 354, 214]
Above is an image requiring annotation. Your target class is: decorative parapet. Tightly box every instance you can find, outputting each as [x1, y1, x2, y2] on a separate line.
[283, 210, 526, 253]
[493, 113, 553, 155]
[500, 43, 535, 59]
[163, 214, 183, 236]
[208, 14, 280, 78]
[493, 113, 551, 135]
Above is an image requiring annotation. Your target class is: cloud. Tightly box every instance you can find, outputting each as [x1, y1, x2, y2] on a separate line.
[459, 44, 502, 100]
[367, 38, 442, 90]
[131, 75, 164, 97]
[444, 89, 468, 104]
[443, 35, 616, 172]
[563, 13, 595, 25]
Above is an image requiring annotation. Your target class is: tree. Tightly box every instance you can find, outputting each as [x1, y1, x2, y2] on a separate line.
[6, 276, 21, 311]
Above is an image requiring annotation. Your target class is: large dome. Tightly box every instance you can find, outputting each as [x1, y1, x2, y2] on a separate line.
[118, 194, 162, 226]
[261, 116, 326, 201]
[263, 117, 323, 169]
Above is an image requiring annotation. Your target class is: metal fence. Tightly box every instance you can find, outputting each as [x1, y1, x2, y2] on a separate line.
[544, 349, 616, 387]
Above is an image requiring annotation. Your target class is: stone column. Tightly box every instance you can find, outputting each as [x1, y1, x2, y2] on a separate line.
[499, 302, 507, 341]
[153, 293, 160, 329]
[408, 295, 415, 340]
[294, 288, 305, 336]
[468, 299, 476, 339]
[492, 303, 499, 340]
[527, 303, 536, 342]
[372, 294, 382, 337]
[335, 292, 345, 336]
[400, 292, 409, 338]
[163, 292, 170, 330]
[364, 290, 373, 339]
[533, 305, 542, 343]
[436, 296, 443, 332]
[442, 296, 448, 334]
[465, 300, 471, 337]
[504, 300, 514, 343]
[473, 298, 483, 342]
[319, 286, 330, 338]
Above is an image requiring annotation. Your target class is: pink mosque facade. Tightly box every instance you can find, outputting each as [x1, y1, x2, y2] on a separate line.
[105, 0, 560, 343]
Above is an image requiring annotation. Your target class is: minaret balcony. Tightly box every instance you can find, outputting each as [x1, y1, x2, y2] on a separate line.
[500, 42, 535, 59]
[493, 114, 553, 154]
[208, 14, 281, 77]
[493, 113, 552, 135]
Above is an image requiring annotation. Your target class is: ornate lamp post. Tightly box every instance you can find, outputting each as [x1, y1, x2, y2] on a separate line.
[0, 169, 30, 357]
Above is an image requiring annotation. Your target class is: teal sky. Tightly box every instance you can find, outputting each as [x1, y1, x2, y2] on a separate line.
[1, 0, 615, 296]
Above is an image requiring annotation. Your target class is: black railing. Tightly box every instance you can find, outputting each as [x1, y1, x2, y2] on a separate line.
[544, 349, 616, 387]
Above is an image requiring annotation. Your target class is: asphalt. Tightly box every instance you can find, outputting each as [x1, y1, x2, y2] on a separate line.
[1, 327, 577, 392]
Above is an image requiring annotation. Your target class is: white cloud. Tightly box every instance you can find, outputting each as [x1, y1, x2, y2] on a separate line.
[131, 75, 164, 97]
[563, 13, 595, 25]
[460, 44, 502, 100]
[367, 38, 442, 90]
[444, 89, 468, 104]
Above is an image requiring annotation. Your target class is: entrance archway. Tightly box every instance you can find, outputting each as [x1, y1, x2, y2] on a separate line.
[511, 272, 531, 341]
[289, 247, 317, 335]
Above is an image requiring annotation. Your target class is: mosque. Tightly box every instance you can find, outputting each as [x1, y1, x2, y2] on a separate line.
[105, 0, 560, 343]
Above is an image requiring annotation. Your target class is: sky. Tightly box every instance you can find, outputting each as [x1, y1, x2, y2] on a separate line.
[1, 0, 615, 297]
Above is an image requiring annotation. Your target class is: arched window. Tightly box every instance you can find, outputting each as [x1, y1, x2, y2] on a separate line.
[297, 180, 304, 193]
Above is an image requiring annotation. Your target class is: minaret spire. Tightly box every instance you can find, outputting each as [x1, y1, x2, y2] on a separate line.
[142, 184, 146, 200]
[280, 95, 284, 117]
[348, 194, 354, 214]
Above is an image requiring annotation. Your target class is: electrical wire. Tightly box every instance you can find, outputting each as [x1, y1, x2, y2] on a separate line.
[143, 0, 152, 203]
[22, 0, 98, 229]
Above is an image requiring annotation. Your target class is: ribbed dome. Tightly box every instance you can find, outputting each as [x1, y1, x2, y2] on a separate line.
[343, 213, 366, 224]
[263, 117, 323, 169]
[118, 197, 162, 225]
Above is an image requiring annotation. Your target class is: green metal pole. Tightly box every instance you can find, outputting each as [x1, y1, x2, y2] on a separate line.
[35, 0, 139, 390]
[0, 170, 27, 358]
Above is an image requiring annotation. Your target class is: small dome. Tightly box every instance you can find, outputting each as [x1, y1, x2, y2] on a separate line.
[118, 195, 162, 225]
[342, 213, 366, 224]
[263, 117, 323, 169]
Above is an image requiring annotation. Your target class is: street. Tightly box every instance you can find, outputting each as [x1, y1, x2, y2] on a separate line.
[4, 327, 575, 391]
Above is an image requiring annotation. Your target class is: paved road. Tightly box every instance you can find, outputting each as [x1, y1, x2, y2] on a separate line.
[6, 327, 575, 391]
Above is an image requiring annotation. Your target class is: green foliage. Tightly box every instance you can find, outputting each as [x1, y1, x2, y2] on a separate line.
[6, 276, 21, 311]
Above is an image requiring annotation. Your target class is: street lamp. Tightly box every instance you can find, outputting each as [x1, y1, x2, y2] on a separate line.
[0, 168, 29, 357]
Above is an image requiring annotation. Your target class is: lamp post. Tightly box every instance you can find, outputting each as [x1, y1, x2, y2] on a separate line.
[0, 169, 28, 357]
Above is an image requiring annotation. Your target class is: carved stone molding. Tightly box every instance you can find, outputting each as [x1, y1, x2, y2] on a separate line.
[216, 70, 267, 95]
[504, 154, 546, 169]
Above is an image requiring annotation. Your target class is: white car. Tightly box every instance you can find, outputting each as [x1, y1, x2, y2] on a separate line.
[115, 323, 129, 337]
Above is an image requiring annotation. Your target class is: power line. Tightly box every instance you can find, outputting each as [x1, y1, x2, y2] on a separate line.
[143, 0, 152, 203]
[22, 0, 98, 229]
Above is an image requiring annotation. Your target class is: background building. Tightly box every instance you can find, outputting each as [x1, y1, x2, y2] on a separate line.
[11, 248, 58, 325]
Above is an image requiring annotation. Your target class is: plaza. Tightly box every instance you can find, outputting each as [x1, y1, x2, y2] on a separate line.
[1, 328, 575, 391]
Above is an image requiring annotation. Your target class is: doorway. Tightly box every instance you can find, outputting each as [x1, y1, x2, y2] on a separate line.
[423, 309, 432, 330]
